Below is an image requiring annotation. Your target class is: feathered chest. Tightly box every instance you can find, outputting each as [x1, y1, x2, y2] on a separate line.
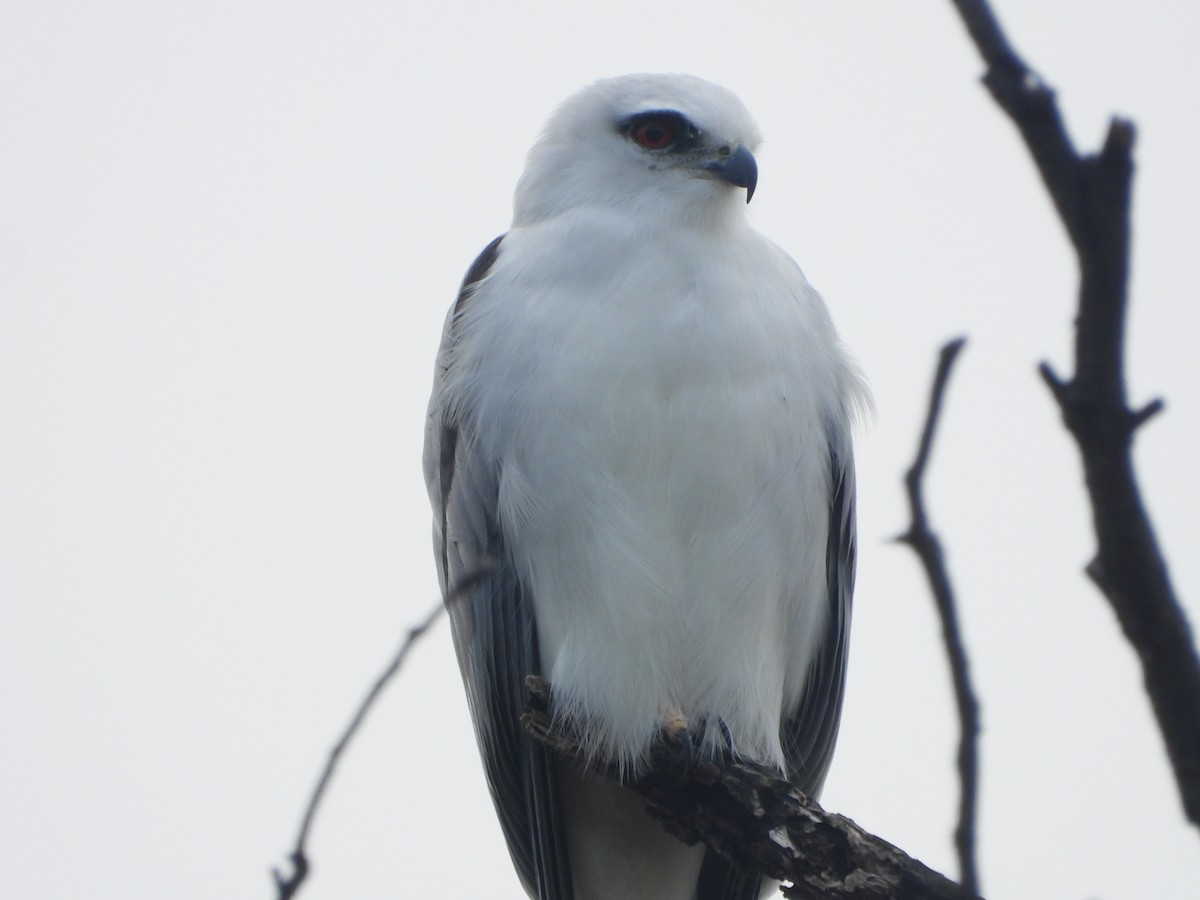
[448, 221, 846, 471]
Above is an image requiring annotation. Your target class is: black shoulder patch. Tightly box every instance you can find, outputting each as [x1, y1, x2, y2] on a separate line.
[454, 234, 505, 319]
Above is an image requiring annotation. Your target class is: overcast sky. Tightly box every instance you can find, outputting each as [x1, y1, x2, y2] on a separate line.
[2, 1, 1198, 898]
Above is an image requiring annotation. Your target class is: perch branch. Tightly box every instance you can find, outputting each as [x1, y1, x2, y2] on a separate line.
[523, 676, 977, 900]
[948, 0, 1200, 827]
[898, 337, 980, 895]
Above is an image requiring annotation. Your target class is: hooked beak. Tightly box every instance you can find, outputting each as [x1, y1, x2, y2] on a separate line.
[703, 145, 758, 203]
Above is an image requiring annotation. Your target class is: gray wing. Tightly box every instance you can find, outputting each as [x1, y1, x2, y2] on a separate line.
[425, 235, 574, 900]
[782, 429, 856, 796]
[697, 428, 856, 900]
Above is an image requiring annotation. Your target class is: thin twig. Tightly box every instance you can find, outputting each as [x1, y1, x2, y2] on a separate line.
[898, 337, 980, 896]
[272, 598, 446, 899]
[947, 0, 1200, 830]
[272, 567, 493, 899]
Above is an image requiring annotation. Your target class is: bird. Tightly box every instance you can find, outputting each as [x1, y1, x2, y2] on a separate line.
[424, 73, 867, 900]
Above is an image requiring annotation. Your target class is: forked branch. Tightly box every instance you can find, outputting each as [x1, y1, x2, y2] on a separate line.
[947, 0, 1200, 827]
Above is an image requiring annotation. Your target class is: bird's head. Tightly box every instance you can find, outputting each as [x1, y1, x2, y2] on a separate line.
[512, 74, 763, 228]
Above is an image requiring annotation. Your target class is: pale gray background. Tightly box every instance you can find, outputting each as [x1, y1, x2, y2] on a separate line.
[2, 1, 1198, 897]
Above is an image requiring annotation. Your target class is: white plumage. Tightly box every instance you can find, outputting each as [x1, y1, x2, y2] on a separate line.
[426, 73, 866, 900]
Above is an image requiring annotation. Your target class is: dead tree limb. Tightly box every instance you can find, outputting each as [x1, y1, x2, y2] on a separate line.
[898, 338, 980, 895]
[523, 676, 976, 900]
[947, 0, 1200, 827]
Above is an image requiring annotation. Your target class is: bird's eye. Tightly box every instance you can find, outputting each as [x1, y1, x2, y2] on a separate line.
[631, 119, 676, 150]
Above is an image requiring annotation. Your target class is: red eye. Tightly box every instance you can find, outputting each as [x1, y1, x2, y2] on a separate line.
[632, 119, 675, 150]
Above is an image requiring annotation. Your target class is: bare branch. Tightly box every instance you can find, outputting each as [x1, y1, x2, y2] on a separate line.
[947, 0, 1200, 828]
[272, 598, 446, 899]
[897, 337, 981, 895]
[523, 676, 976, 900]
[272, 566, 493, 899]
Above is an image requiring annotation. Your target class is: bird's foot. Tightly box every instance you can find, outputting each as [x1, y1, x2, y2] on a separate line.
[660, 709, 697, 771]
[658, 710, 738, 772]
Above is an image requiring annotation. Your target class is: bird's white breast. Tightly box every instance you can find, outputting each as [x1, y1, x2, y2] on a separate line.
[447, 209, 854, 772]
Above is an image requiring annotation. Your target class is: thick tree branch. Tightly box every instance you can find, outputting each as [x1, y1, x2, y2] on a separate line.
[948, 0, 1200, 827]
[523, 676, 976, 900]
[898, 338, 980, 895]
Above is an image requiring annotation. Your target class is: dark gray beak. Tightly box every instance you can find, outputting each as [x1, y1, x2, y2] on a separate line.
[703, 145, 758, 203]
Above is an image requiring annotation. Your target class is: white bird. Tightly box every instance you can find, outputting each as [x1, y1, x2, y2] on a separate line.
[425, 73, 867, 900]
